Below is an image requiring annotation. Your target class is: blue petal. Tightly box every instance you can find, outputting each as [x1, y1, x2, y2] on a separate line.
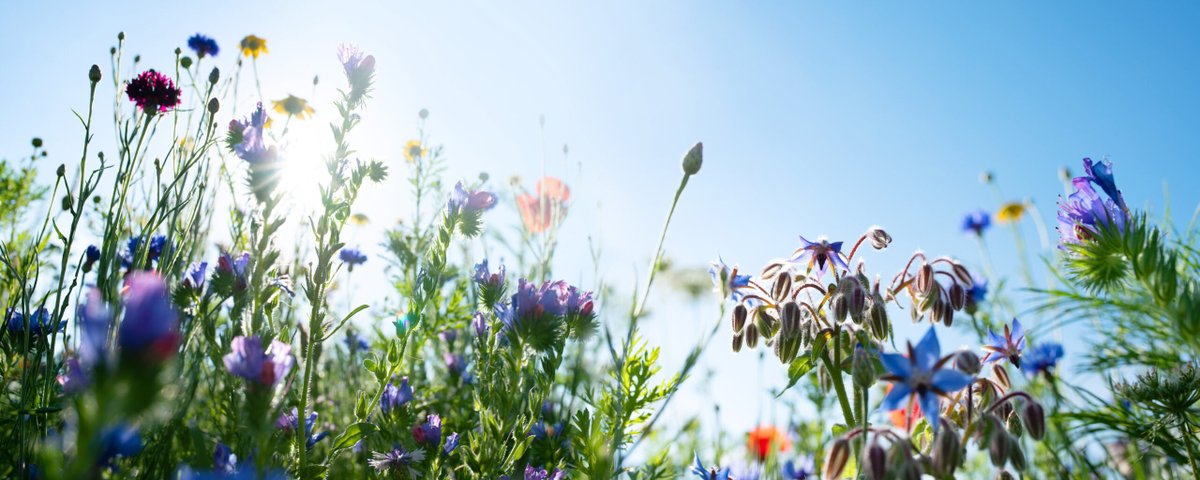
[931, 369, 973, 393]
[880, 382, 911, 411]
[913, 327, 941, 372]
[985, 329, 1005, 348]
[690, 453, 707, 478]
[919, 391, 943, 434]
[1010, 318, 1025, 341]
[879, 352, 912, 378]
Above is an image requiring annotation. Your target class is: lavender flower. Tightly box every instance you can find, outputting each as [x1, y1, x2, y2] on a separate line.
[380, 377, 413, 414]
[982, 318, 1026, 368]
[411, 414, 442, 447]
[125, 69, 182, 114]
[879, 327, 974, 433]
[961, 209, 991, 236]
[368, 445, 425, 476]
[690, 453, 732, 480]
[709, 257, 751, 301]
[1022, 342, 1064, 378]
[223, 336, 294, 388]
[118, 272, 180, 362]
[187, 34, 220, 58]
[791, 235, 849, 279]
[448, 181, 497, 213]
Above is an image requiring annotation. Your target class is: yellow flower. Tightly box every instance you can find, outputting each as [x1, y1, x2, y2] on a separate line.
[272, 95, 314, 119]
[350, 213, 370, 226]
[996, 202, 1026, 224]
[404, 140, 425, 163]
[240, 35, 268, 58]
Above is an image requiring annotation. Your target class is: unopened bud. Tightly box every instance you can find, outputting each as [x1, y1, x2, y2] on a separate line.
[89, 64, 102, 83]
[995, 471, 1015, 480]
[949, 282, 966, 311]
[1022, 401, 1046, 440]
[864, 440, 886, 480]
[209, 67, 220, 84]
[732, 333, 744, 353]
[915, 264, 935, 296]
[754, 309, 779, 339]
[981, 171, 994, 184]
[732, 304, 748, 333]
[180, 56, 193, 68]
[118, 32, 125, 41]
[951, 262, 973, 286]
[208, 98, 220, 114]
[419, 108, 429, 119]
[830, 294, 848, 323]
[941, 298, 955, 326]
[56, 164, 65, 177]
[61, 194, 73, 212]
[932, 427, 963, 476]
[744, 323, 759, 349]
[771, 272, 793, 300]
[988, 429, 1010, 467]
[759, 259, 788, 281]
[887, 438, 914, 471]
[994, 365, 1011, 390]
[954, 350, 981, 376]
[681, 141, 703, 175]
[868, 226, 892, 250]
[1006, 411, 1024, 438]
[824, 438, 850, 480]
[852, 347, 876, 388]
[1008, 436, 1027, 471]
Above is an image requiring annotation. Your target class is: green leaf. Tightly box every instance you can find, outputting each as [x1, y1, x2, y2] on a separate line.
[330, 422, 376, 452]
[778, 355, 813, 397]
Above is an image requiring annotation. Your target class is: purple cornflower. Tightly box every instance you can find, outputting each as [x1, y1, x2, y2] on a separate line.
[276, 408, 328, 448]
[474, 259, 506, 288]
[339, 248, 368, 269]
[690, 453, 732, 480]
[512, 279, 569, 320]
[98, 424, 143, 467]
[879, 327, 974, 433]
[126, 69, 182, 114]
[368, 445, 425, 476]
[1022, 342, 1064, 378]
[709, 257, 751, 301]
[182, 261, 208, 290]
[982, 318, 1026, 368]
[412, 414, 442, 447]
[782, 455, 815, 479]
[187, 34, 220, 58]
[380, 377, 413, 414]
[565, 285, 594, 317]
[77, 288, 112, 365]
[962, 209, 991, 236]
[223, 336, 294, 388]
[443, 432, 460, 454]
[524, 465, 566, 480]
[791, 235, 849, 279]
[6, 306, 60, 337]
[118, 272, 180, 362]
[448, 181, 497, 213]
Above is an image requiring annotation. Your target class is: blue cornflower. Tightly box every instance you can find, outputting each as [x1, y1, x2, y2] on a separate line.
[412, 414, 442, 447]
[222, 336, 294, 388]
[709, 257, 751, 301]
[369, 445, 425, 476]
[118, 272, 181, 362]
[790, 235, 849, 279]
[339, 247, 368, 271]
[187, 34, 219, 58]
[7, 306, 61, 337]
[782, 455, 815, 479]
[448, 181, 497, 213]
[98, 424, 143, 467]
[121, 234, 168, 268]
[967, 274, 988, 304]
[1082, 157, 1126, 211]
[879, 327, 974, 433]
[1022, 342, 1064, 378]
[982, 318, 1026, 368]
[84, 244, 101, 271]
[1058, 166, 1127, 247]
[690, 452, 731, 480]
[380, 377, 413, 414]
[962, 209, 991, 236]
[443, 432, 460, 454]
[182, 261, 208, 290]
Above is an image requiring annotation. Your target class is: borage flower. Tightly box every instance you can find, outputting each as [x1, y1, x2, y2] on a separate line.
[961, 209, 990, 236]
[790, 235, 849, 279]
[709, 257, 751, 301]
[240, 35, 268, 58]
[126, 70, 182, 115]
[369, 444, 425, 476]
[1022, 342, 1064, 379]
[690, 452, 732, 480]
[118, 272, 181, 363]
[187, 34, 219, 58]
[222, 336, 294, 389]
[982, 318, 1026, 368]
[879, 327, 973, 433]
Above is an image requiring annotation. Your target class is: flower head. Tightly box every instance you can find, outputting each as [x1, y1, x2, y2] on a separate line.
[472, 311, 490, 337]
[98, 424, 143, 467]
[448, 181, 497, 213]
[77, 288, 113, 365]
[380, 377, 414, 414]
[982, 318, 1026, 368]
[524, 465, 566, 480]
[337, 43, 375, 102]
[272, 95, 314, 119]
[58, 357, 90, 394]
[404, 140, 425, 163]
[182, 261, 208, 290]
[709, 257, 751, 301]
[84, 245, 101, 271]
[782, 455, 815, 480]
[126, 70, 182, 114]
[690, 452, 732, 480]
[240, 35, 268, 58]
[443, 432, 460, 455]
[996, 202, 1026, 224]
[7, 307, 60, 338]
[517, 177, 570, 234]
[215, 251, 251, 294]
[230, 103, 277, 164]
[1082, 157, 1126, 211]
[791, 235, 849, 279]
[1022, 342, 1064, 378]
[339, 248, 368, 270]
[187, 34, 219, 58]
[118, 272, 180, 362]
[276, 408, 328, 448]
[1058, 158, 1128, 247]
[746, 425, 791, 461]
[368, 444, 426, 476]
[961, 209, 991, 236]
[222, 336, 294, 388]
[879, 327, 974, 433]
[412, 414, 442, 447]
[474, 259, 506, 288]
[122, 234, 169, 269]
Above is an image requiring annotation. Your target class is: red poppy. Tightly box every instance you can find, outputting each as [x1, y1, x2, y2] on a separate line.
[518, 177, 571, 233]
[746, 425, 791, 462]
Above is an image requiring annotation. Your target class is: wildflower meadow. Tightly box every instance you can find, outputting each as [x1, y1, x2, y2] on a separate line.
[2, 4, 1200, 480]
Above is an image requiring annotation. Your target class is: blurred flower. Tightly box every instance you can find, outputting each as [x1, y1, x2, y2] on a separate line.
[122, 234, 168, 268]
[84, 244, 101, 271]
[443, 432, 460, 454]
[524, 465, 566, 480]
[404, 140, 425, 163]
[448, 181, 497, 213]
[967, 274, 988, 304]
[690, 453, 731, 480]
[339, 247, 368, 270]
[961, 209, 991, 236]
[472, 311, 490, 337]
[746, 425, 791, 461]
[77, 288, 112, 365]
[982, 318, 1027, 369]
[411, 414, 442, 447]
[709, 257, 751, 301]
[216, 251, 251, 293]
[474, 259, 506, 288]
[369, 444, 425, 476]
[239, 35, 268, 58]
[187, 34, 219, 58]
[213, 443, 237, 474]
[272, 95, 314, 119]
[564, 285, 594, 317]
[1022, 342, 1064, 378]
[276, 408, 328, 448]
[7, 307, 60, 337]
[182, 261, 208, 290]
[337, 43, 375, 102]
[996, 202, 1026, 224]
[790, 235, 849, 279]
[880, 327, 973, 433]
[229, 103, 276, 164]
[782, 455, 815, 480]
[443, 351, 465, 376]
[885, 382, 922, 429]
[344, 330, 370, 352]
[98, 424, 142, 467]
[58, 357, 89, 394]
[126, 69, 182, 114]
[380, 377, 413, 414]
[223, 336, 294, 388]
[350, 213, 370, 225]
[517, 177, 571, 234]
[118, 272, 180, 362]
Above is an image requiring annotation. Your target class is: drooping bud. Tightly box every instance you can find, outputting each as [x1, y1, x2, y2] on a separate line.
[954, 350, 981, 376]
[732, 304, 748, 333]
[89, 64, 102, 83]
[988, 429, 1010, 467]
[732, 333, 744, 353]
[995, 470, 1015, 480]
[824, 438, 850, 480]
[759, 259, 788, 281]
[1022, 401, 1046, 440]
[915, 264, 935, 296]
[951, 262, 973, 287]
[864, 440, 887, 480]
[1006, 411, 1024, 438]
[744, 323, 759, 349]
[948, 282, 967, 311]
[830, 294, 848, 324]
[886, 438, 915, 473]
[754, 309, 779, 339]
[932, 426, 963, 477]
[868, 291, 889, 341]
[1008, 436, 1027, 471]
[61, 194, 73, 212]
[681, 142, 703, 175]
[868, 226, 892, 250]
[852, 346, 876, 388]
[771, 272, 793, 300]
[781, 301, 802, 334]
[993, 365, 1011, 390]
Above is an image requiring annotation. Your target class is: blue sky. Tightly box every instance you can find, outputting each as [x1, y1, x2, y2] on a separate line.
[2, 1, 1199, 440]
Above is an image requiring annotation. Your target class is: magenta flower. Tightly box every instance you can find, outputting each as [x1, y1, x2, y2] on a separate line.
[126, 69, 182, 114]
[223, 336, 294, 388]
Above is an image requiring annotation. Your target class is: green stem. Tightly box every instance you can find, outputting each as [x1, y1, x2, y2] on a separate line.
[823, 350, 857, 428]
[1182, 420, 1200, 479]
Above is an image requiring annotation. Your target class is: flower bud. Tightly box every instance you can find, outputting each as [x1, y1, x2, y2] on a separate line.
[419, 108, 429, 119]
[1008, 436, 1027, 471]
[868, 293, 889, 341]
[951, 262, 973, 287]
[932, 427, 963, 477]
[1022, 401, 1046, 440]
[180, 56, 193, 68]
[732, 304, 748, 333]
[759, 259, 788, 281]
[995, 470, 1015, 480]
[988, 429, 1010, 467]
[864, 440, 886, 480]
[754, 309, 779, 339]
[954, 350, 981, 376]
[1006, 411, 1023, 438]
[981, 170, 994, 184]
[744, 323, 759, 349]
[771, 272, 793, 300]
[61, 194, 73, 212]
[887, 438, 917, 474]
[208, 98, 220, 114]
[732, 333, 743, 353]
[915, 264, 935, 296]
[118, 32, 125, 41]
[830, 294, 848, 323]
[209, 67, 220, 84]
[948, 282, 967, 311]
[852, 346, 876, 388]
[681, 141, 703, 175]
[993, 365, 1011, 390]
[89, 64, 102, 83]
[868, 226, 892, 250]
[56, 164, 66, 177]
[781, 301, 802, 334]
[824, 438, 850, 480]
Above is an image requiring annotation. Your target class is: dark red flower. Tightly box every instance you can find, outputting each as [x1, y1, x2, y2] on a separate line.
[125, 69, 182, 114]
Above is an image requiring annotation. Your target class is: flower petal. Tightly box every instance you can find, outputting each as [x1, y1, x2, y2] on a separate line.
[880, 382, 911, 411]
[919, 391, 943, 433]
[913, 327, 941, 372]
[931, 369, 973, 393]
[879, 352, 912, 378]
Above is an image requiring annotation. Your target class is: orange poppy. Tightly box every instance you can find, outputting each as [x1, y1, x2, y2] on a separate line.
[746, 425, 791, 462]
[518, 176, 571, 233]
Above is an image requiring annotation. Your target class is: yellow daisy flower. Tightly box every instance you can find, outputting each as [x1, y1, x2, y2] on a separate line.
[996, 202, 1026, 224]
[272, 95, 314, 119]
[240, 35, 268, 58]
[350, 213, 370, 226]
[404, 140, 425, 163]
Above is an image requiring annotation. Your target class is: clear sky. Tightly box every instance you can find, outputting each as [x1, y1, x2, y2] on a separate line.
[3, 1, 1199, 441]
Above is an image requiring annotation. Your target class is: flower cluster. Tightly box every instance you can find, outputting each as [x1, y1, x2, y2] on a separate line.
[500, 276, 596, 350]
[1058, 157, 1128, 247]
[125, 69, 182, 114]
